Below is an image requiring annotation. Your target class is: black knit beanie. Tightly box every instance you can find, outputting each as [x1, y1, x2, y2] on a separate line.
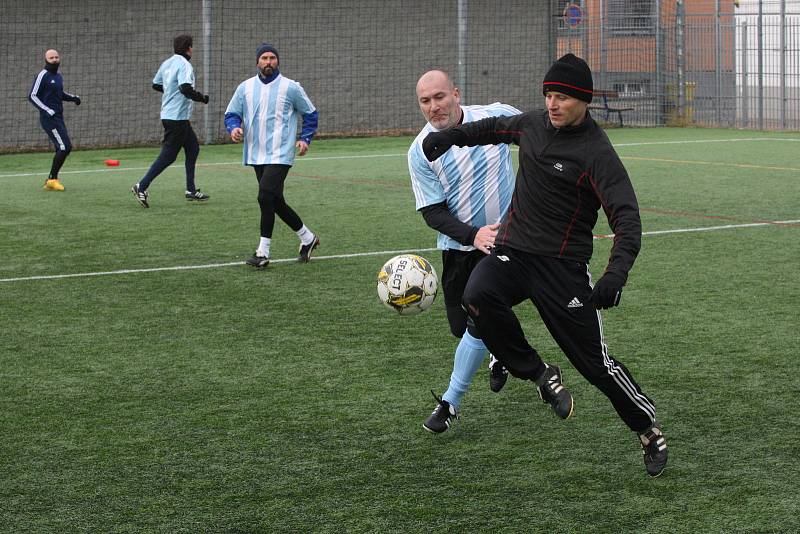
[542, 53, 593, 103]
[256, 42, 279, 63]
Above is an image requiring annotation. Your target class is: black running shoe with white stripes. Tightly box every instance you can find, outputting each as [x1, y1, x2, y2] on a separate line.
[534, 364, 574, 420]
[298, 235, 320, 263]
[245, 254, 269, 269]
[639, 424, 668, 477]
[131, 183, 149, 208]
[488, 354, 509, 393]
[186, 189, 210, 201]
[422, 391, 458, 434]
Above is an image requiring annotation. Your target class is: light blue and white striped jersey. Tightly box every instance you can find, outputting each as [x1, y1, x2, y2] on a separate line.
[153, 55, 195, 120]
[224, 74, 316, 165]
[408, 103, 521, 251]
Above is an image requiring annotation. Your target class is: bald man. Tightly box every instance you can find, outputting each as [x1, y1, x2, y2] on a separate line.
[407, 70, 521, 433]
[28, 49, 81, 191]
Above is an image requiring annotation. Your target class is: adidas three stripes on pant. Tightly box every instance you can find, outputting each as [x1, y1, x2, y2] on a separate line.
[463, 246, 657, 433]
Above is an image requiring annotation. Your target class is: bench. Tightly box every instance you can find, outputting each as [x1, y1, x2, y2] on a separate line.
[589, 90, 634, 127]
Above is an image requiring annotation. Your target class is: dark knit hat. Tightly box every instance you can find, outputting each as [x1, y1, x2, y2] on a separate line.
[256, 42, 279, 63]
[542, 53, 593, 103]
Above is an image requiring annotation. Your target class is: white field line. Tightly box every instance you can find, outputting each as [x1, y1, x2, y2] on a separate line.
[2, 220, 797, 284]
[0, 153, 408, 179]
[2, 137, 799, 179]
[0, 247, 437, 283]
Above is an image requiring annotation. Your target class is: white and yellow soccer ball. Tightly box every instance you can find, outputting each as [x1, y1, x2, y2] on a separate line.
[376, 254, 438, 316]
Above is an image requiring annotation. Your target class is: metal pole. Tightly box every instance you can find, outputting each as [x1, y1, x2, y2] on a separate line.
[655, 0, 663, 125]
[581, 0, 588, 60]
[202, 0, 212, 144]
[742, 21, 749, 127]
[599, 0, 605, 89]
[757, 0, 764, 130]
[677, 0, 685, 119]
[780, 0, 786, 129]
[548, 1, 556, 64]
[731, 2, 737, 127]
[715, 0, 722, 125]
[792, 4, 796, 130]
[457, 0, 468, 100]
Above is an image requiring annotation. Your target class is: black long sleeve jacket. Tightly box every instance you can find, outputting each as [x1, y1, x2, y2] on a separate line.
[447, 109, 642, 282]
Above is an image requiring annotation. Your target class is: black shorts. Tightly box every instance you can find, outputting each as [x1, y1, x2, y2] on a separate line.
[441, 248, 490, 307]
[161, 119, 197, 149]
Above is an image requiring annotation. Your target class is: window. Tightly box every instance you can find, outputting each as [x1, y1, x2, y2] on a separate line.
[607, 0, 655, 36]
[612, 82, 646, 97]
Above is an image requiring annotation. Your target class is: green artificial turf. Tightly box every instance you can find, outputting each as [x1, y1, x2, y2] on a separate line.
[1, 129, 798, 532]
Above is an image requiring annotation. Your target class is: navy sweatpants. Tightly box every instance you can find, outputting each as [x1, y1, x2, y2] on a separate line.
[462, 246, 657, 433]
[40, 114, 72, 179]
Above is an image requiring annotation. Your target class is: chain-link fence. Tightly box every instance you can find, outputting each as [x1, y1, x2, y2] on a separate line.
[2, 0, 555, 153]
[5, 1, 800, 154]
[556, 0, 800, 129]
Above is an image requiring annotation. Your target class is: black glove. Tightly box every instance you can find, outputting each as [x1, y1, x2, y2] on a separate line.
[589, 272, 625, 310]
[74, 96, 81, 106]
[422, 131, 454, 162]
[202, 94, 209, 104]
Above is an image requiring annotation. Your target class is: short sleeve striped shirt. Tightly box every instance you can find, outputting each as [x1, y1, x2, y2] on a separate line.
[224, 74, 316, 165]
[408, 103, 521, 251]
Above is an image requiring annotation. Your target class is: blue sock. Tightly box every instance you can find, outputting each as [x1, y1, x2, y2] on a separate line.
[442, 332, 488, 408]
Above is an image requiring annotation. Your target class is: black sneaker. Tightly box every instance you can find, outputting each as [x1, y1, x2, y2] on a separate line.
[422, 391, 458, 434]
[639, 424, 668, 477]
[298, 235, 320, 263]
[245, 254, 269, 269]
[488, 354, 509, 393]
[186, 189, 210, 201]
[534, 364, 574, 420]
[131, 183, 149, 208]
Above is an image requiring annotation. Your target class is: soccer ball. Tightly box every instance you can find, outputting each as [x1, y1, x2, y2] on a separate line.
[376, 254, 438, 316]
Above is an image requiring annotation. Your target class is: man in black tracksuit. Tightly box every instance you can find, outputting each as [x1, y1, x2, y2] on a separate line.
[422, 54, 668, 478]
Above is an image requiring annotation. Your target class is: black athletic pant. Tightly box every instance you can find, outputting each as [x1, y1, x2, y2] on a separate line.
[40, 114, 72, 179]
[462, 246, 657, 432]
[139, 120, 199, 192]
[252, 164, 303, 238]
[441, 249, 486, 339]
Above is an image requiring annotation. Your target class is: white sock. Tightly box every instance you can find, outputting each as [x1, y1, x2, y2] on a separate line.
[296, 225, 315, 246]
[257, 237, 271, 257]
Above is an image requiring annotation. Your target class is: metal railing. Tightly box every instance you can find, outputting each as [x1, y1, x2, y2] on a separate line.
[556, 0, 800, 130]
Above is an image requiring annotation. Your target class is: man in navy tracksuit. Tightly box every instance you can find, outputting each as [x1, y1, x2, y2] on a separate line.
[422, 54, 668, 478]
[29, 49, 81, 191]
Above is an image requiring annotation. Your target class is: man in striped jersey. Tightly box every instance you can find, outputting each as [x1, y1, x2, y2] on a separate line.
[423, 54, 668, 477]
[132, 34, 210, 208]
[28, 49, 81, 191]
[224, 43, 320, 268]
[408, 70, 520, 433]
